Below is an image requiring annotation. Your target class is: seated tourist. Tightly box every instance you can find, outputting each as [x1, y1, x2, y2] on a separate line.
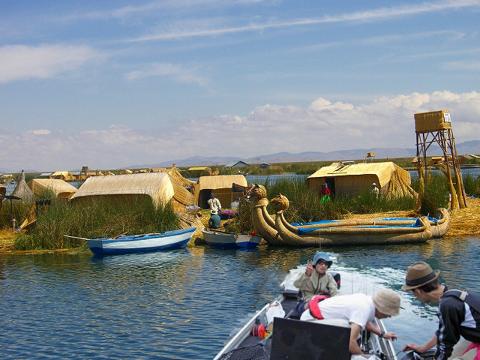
[289, 252, 338, 318]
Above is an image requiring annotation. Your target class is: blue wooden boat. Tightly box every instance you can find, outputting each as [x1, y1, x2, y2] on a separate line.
[67, 227, 196, 255]
[202, 229, 261, 249]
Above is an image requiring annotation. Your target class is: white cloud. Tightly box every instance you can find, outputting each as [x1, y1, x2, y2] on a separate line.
[0, 44, 101, 84]
[125, 63, 208, 86]
[60, 0, 271, 22]
[30, 129, 51, 136]
[442, 60, 480, 71]
[1, 91, 479, 171]
[129, 1, 480, 42]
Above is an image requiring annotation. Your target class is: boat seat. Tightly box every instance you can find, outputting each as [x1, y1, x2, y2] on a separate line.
[283, 289, 300, 299]
[270, 318, 351, 360]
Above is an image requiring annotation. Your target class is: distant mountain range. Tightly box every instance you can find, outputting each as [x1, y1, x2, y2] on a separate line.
[130, 140, 480, 168]
[3, 140, 478, 173]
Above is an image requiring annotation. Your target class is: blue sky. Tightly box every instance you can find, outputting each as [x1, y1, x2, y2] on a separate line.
[1, 0, 480, 171]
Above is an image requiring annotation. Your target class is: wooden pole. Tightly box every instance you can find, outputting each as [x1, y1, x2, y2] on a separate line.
[448, 129, 467, 208]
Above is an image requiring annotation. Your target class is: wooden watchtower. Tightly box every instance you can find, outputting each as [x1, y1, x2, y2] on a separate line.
[414, 110, 467, 209]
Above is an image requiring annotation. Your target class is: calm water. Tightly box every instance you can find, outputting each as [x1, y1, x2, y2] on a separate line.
[1, 236, 480, 359]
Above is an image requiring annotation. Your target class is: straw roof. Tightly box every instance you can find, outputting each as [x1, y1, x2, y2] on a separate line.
[29, 179, 78, 199]
[153, 167, 196, 207]
[12, 171, 34, 202]
[49, 171, 75, 181]
[70, 173, 174, 208]
[308, 162, 407, 188]
[197, 175, 247, 191]
[308, 161, 416, 198]
[188, 166, 211, 171]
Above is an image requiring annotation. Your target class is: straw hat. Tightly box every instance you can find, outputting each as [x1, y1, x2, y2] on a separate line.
[402, 261, 440, 291]
[373, 289, 401, 316]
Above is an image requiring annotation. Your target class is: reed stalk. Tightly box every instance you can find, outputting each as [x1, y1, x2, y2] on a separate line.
[15, 197, 179, 250]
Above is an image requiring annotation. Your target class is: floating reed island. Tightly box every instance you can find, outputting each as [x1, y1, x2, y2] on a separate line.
[0, 160, 479, 253]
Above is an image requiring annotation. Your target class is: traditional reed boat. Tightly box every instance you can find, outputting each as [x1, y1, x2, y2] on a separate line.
[249, 186, 434, 247]
[291, 207, 449, 239]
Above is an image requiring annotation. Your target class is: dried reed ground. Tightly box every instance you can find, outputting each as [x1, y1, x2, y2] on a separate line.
[0, 230, 15, 251]
[446, 197, 480, 238]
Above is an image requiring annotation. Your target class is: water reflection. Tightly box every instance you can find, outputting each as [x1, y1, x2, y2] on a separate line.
[1, 235, 479, 359]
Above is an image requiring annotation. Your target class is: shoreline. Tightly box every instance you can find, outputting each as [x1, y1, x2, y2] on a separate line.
[1, 198, 479, 255]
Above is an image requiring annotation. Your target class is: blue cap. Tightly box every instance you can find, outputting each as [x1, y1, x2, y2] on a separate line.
[312, 252, 333, 267]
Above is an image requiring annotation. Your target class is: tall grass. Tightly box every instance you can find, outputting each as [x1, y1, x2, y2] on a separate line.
[266, 179, 415, 222]
[15, 197, 179, 250]
[411, 173, 450, 215]
[0, 200, 31, 229]
[463, 174, 480, 197]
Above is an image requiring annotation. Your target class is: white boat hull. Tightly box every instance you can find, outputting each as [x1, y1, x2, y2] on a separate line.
[87, 227, 196, 255]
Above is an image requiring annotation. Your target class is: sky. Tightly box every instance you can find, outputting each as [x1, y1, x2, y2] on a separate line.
[1, 0, 480, 172]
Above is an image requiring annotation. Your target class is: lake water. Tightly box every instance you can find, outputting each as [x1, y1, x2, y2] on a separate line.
[2, 236, 479, 359]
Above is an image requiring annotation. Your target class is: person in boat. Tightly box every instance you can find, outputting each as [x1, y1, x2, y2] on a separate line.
[300, 289, 400, 356]
[290, 252, 338, 319]
[208, 210, 222, 229]
[294, 251, 338, 301]
[402, 261, 480, 360]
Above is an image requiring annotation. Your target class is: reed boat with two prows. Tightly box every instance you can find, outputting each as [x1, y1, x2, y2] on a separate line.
[290, 207, 449, 239]
[248, 185, 448, 247]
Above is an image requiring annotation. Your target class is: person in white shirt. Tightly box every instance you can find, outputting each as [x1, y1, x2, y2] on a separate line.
[300, 289, 401, 355]
[371, 182, 380, 198]
[207, 192, 222, 215]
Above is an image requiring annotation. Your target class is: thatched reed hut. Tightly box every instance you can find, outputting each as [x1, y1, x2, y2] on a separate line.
[29, 179, 78, 200]
[70, 173, 175, 209]
[196, 175, 247, 208]
[307, 162, 416, 198]
[155, 167, 196, 212]
[12, 171, 34, 203]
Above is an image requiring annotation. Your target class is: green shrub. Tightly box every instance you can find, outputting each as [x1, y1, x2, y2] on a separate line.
[418, 175, 449, 216]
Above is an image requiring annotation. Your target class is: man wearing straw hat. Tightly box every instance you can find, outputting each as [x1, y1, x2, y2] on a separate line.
[300, 288, 401, 355]
[402, 261, 480, 360]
